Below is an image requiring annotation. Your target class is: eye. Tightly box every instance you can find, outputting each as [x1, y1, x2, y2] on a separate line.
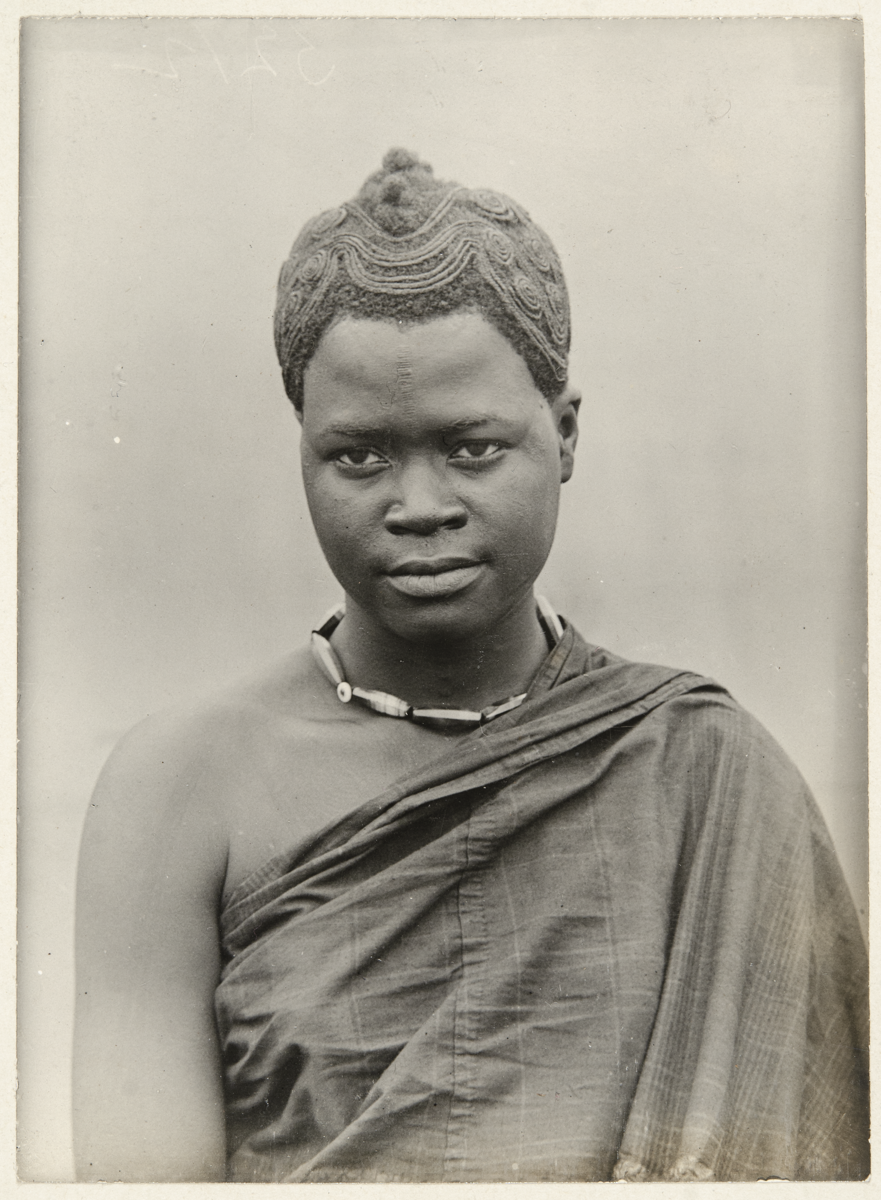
[449, 441, 503, 462]
[334, 447, 388, 469]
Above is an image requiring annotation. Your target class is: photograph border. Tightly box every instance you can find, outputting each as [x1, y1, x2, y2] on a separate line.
[5, 1, 877, 1196]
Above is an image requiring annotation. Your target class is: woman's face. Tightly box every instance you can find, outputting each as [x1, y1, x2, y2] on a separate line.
[299, 312, 579, 646]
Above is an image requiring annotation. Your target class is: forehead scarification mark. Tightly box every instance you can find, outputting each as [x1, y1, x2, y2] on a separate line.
[394, 347, 417, 417]
[395, 350, 414, 392]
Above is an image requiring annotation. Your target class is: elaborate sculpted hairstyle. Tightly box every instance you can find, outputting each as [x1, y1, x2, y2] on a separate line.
[273, 149, 571, 411]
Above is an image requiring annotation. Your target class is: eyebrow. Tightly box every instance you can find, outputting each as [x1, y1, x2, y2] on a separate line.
[319, 423, 388, 441]
[320, 416, 501, 440]
[441, 417, 498, 432]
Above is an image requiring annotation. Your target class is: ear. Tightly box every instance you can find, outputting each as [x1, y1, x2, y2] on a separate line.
[551, 386, 580, 483]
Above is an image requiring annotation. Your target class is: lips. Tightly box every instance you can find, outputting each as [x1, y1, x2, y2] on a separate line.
[386, 557, 484, 599]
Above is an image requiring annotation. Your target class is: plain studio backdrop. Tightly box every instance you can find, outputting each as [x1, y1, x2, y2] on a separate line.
[18, 16, 865, 1181]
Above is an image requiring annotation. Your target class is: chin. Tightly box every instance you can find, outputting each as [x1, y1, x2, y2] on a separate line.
[373, 582, 529, 646]
[383, 602, 486, 646]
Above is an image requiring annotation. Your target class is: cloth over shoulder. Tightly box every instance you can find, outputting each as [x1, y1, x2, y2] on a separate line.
[214, 622, 869, 1183]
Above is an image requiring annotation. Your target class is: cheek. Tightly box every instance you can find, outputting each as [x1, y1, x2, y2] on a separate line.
[489, 457, 561, 569]
[307, 491, 364, 557]
[514, 439, 562, 516]
[301, 463, 365, 559]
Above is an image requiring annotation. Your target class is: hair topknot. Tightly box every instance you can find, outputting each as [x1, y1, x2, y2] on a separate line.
[382, 147, 424, 172]
[356, 148, 458, 236]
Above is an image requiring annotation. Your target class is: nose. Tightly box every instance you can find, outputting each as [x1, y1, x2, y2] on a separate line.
[383, 459, 468, 536]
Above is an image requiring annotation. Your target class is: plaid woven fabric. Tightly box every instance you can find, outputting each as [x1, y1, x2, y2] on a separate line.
[217, 625, 868, 1182]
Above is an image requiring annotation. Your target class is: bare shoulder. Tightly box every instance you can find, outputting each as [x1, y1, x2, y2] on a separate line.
[81, 646, 326, 898]
[94, 646, 322, 786]
[72, 652, 326, 1182]
[85, 641, 463, 900]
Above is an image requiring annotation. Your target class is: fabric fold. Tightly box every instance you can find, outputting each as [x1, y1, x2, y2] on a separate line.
[214, 625, 868, 1183]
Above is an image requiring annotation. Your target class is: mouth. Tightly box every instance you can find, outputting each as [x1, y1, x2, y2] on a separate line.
[385, 557, 484, 599]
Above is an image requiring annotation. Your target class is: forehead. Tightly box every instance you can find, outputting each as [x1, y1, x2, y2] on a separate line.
[301, 313, 541, 431]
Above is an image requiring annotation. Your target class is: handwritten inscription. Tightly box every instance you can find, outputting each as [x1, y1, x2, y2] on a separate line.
[113, 23, 335, 87]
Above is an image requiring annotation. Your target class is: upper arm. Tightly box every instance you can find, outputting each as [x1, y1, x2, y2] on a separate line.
[72, 714, 231, 1181]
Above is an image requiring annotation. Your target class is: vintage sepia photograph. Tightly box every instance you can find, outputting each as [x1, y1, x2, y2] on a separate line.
[16, 14, 868, 1184]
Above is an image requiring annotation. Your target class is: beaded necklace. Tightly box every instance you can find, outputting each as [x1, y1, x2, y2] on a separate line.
[311, 595, 564, 731]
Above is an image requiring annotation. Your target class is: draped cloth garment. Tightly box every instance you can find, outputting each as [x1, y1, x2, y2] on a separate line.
[215, 625, 869, 1183]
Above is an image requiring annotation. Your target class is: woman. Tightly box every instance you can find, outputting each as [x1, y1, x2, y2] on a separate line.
[73, 149, 868, 1183]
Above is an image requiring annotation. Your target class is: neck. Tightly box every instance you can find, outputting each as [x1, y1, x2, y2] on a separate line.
[329, 592, 551, 711]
